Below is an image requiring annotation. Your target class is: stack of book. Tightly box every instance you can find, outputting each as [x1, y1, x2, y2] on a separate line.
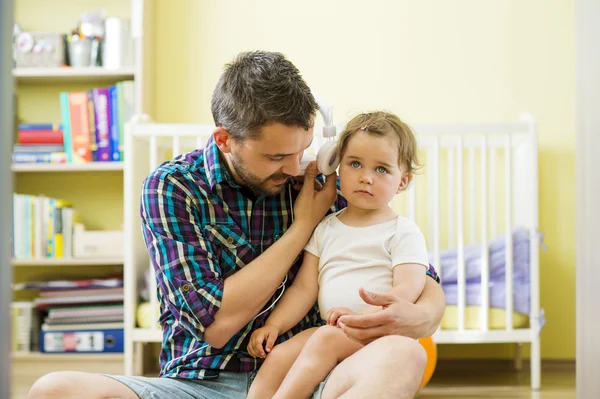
[13, 277, 125, 353]
[12, 123, 66, 164]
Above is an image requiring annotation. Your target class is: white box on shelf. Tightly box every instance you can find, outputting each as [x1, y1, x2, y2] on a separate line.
[73, 224, 124, 258]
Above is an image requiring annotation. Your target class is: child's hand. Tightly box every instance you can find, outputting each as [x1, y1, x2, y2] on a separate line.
[247, 325, 279, 358]
[326, 307, 358, 327]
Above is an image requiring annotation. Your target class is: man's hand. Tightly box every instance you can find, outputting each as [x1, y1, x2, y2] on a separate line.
[247, 325, 279, 358]
[293, 161, 337, 230]
[337, 286, 441, 345]
[326, 307, 358, 327]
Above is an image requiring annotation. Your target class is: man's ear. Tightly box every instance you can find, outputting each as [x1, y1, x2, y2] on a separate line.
[397, 173, 413, 193]
[213, 127, 233, 153]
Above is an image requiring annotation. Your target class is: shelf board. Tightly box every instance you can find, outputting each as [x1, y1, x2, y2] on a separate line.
[13, 67, 135, 83]
[11, 258, 124, 267]
[11, 162, 124, 173]
[12, 352, 124, 361]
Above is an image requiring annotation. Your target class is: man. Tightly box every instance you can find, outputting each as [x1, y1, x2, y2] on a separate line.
[27, 51, 445, 399]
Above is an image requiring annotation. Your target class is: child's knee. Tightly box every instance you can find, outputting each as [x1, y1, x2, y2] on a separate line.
[309, 325, 346, 349]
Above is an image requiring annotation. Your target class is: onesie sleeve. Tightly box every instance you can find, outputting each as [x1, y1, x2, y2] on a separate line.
[390, 218, 430, 269]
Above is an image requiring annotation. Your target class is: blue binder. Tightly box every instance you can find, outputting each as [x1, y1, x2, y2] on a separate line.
[40, 328, 124, 353]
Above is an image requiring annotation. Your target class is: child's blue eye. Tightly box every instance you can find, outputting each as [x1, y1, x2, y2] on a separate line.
[376, 166, 388, 174]
[351, 161, 361, 168]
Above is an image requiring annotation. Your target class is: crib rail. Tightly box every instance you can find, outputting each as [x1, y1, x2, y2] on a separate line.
[123, 115, 540, 388]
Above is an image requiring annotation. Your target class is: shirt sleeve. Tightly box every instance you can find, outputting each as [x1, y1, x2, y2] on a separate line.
[140, 171, 223, 342]
[390, 219, 430, 269]
[304, 220, 324, 257]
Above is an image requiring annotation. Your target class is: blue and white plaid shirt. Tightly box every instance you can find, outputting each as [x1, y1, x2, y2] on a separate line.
[140, 135, 439, 380]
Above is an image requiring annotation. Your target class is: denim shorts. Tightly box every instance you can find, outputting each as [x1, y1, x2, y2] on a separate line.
[106, 371, 327, 399]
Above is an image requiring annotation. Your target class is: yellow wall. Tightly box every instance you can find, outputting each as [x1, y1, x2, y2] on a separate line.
[153, 0, 575, 359]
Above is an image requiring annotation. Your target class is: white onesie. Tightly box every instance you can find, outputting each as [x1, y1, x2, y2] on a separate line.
[304, 210, 429, 320]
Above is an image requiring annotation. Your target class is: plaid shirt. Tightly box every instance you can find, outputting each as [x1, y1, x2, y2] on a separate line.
[140, 136, 440, 380]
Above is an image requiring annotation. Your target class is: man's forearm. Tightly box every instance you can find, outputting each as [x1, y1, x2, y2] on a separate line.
[415, 278, 446, 337]
[205, 222, 313, 346]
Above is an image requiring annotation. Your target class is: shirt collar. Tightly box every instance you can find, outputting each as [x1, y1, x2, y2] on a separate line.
[203, 135, 240, 190]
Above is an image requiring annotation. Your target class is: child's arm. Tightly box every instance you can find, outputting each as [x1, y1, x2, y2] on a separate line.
[388, 263, 428, 303]
[264, 250, 320, 332]
[247, 250, 319, 357]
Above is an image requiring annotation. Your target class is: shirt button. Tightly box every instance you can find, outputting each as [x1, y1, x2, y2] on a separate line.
[226, 237, 234, 244]
[181, 284, 191, 293]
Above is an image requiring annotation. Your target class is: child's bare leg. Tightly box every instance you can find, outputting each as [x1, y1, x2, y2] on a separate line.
[247, 327, 318, 399]
[272, 325, 363, 399]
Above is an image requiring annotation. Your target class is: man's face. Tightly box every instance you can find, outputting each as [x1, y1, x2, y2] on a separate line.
[227, 123, 314, 196]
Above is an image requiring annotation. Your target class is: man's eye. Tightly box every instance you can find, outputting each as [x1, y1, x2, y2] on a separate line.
[376, 166, 388, 174]
[268, 156, 284, 161]
[351, 161, 361, 168]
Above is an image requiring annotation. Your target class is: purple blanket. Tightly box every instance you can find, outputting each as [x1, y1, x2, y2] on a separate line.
[430, 227, 541, 315]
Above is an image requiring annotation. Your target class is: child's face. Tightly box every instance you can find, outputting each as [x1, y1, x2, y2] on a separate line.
[339, 131, 410, 211]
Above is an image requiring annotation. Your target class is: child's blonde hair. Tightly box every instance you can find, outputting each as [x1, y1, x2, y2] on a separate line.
[337, 111, 422, 175]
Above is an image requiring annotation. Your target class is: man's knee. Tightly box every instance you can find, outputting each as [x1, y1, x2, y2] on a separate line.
[371, 336, 427, 373]
[27, 371, 74, 399]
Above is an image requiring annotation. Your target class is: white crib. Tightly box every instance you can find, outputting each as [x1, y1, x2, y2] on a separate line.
[123, 114, 542, 389]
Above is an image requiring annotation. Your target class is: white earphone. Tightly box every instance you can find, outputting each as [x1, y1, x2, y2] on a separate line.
[299, 95, 340, 176]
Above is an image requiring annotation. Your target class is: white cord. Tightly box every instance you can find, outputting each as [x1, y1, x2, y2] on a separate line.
[197, 190, 292, 351]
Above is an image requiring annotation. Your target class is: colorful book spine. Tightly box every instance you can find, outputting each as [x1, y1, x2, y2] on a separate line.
[67, 92, 92, 163]
[92, 88, 112, 162]
[108, 86, 121, 161]
[59, 92, 74, 163]
[87, 90, 98, 162]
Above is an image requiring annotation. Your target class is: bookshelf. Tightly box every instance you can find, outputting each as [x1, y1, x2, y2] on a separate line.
[13, 67, 135, 83]
[11, 162, 124, 172]
[12, 352, 124, 361]
[11, 258, 124, 267]
[10, 0, 155, 386]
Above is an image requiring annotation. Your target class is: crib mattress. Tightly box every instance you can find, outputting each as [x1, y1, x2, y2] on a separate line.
[441, 305, 529, 330]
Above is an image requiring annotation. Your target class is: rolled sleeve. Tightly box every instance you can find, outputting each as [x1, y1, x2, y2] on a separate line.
[141, 172, 223, 341]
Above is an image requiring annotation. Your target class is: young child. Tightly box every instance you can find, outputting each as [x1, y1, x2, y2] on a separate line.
[246, 111, 430, 399]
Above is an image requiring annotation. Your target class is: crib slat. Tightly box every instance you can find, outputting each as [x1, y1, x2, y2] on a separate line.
[505, 134, 514, 330]
[456, 137, 465, 332]
[490, 148, 497, 238]
[433, 136, 441, 293]
[480, 136, 490, 332]
[428, 148, 435, 250]
[408, 178, 416, 222]
[447, 148, 455, 248]
[149, 136, 157, 171]
[148, 136, 159, 327]
[172, 135, 181, 158]
[469, 146, 476, 245]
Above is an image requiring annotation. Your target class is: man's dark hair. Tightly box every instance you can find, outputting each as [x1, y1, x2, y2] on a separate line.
[211, 51, 319, 140]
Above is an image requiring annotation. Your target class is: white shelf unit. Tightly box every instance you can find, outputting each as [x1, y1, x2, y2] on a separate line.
[12, 352, 124, 361]
[11, 258, 124, 267]
[11, 162, 124, 173]
[10, 0, 155, 377]
[13, 67, 135, 84]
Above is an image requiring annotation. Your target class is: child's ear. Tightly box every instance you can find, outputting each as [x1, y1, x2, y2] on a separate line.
[397, 173, 413, 193]
[213, 127, 233, 153]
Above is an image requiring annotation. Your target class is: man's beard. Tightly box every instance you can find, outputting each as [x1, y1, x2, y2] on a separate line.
[230, 152, 290, 197]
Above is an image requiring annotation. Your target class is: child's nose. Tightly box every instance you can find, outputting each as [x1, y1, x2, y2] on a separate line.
[359, 172, 373, 184]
